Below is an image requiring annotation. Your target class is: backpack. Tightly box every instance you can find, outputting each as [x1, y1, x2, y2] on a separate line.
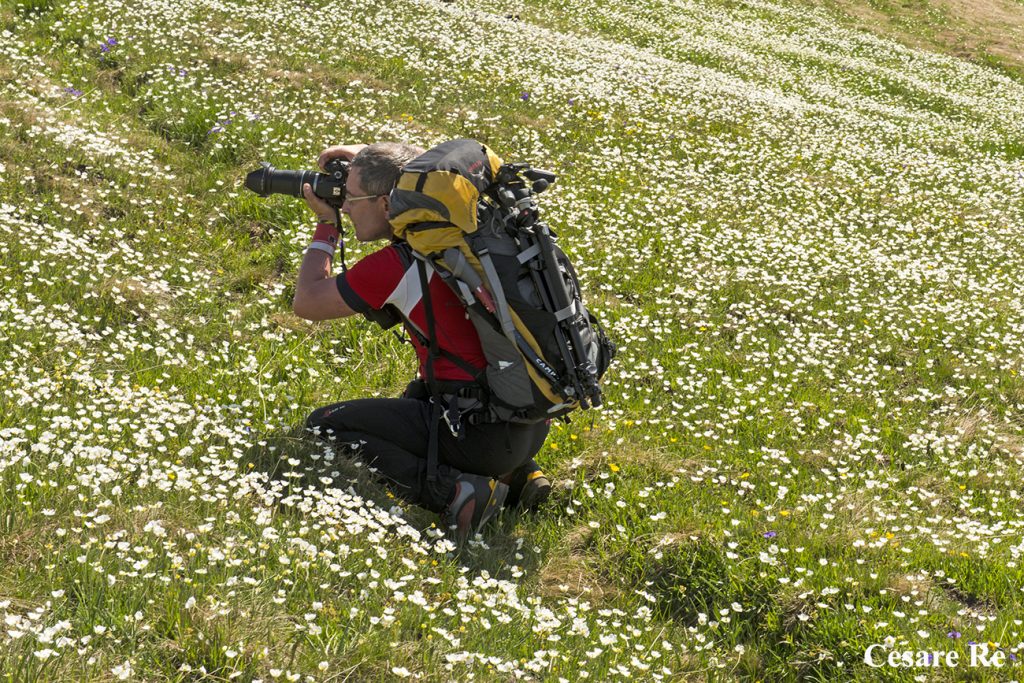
[384, 138, 615, 429]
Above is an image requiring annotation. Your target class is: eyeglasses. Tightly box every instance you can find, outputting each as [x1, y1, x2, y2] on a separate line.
[345, 193, 383, 205]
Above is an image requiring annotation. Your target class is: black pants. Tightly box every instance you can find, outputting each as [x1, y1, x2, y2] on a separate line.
[306, 397, 549, 512]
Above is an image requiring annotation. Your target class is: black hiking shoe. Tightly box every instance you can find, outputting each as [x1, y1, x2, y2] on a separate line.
[443, 473, 509, 545]
[518, 469, 551, 510]
[504, 462, 551, 511]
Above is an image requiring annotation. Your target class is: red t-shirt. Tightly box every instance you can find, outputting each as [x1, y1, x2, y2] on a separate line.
[336, 245, 486, 382]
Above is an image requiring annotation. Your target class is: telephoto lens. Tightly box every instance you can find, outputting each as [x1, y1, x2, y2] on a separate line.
[244, 159, 349, 207]
[245, 163, 317, 198]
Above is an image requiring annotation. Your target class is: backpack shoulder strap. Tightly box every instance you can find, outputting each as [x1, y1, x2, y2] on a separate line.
[391, 239, 414, 268]
[393, 241, 486, 383]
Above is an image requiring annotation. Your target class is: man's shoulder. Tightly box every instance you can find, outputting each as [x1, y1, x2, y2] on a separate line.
[345, 242, 412, 291]
[352, 242, 406, 272]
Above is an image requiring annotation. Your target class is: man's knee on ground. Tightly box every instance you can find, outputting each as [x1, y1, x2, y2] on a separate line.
[305, 407, 335, 439]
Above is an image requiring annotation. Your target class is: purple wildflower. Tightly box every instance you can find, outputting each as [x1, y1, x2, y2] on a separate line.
[763, 531, 777, 538]
[947, 630, 961, 639]
[64, 86, 84, 97]
[208, 115, 236, 134]
[520, 91, 530, 101]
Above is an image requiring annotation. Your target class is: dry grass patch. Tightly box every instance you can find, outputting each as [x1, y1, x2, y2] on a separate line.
[809, 487, 886, 546]
[320, 69, 390, 94]
[603, 440, 686, 477]
[800, 0, 1024, 77]
[654, 531, 705, 547]
[585, 289, 630, 312]
[0, 98, 48, 133]
[941, 406, 1024, 456]
[776, 586, 820, 634]
[537, 554, 620, 600]
[0, 594, 42, 615]
[37, 171, 110, 223]
[264, 68, 316, 86]
[904, 472, 960, 517]
[194, 48, 252, 75]
[944, 409, 987, 445]
[99, 276, 174, 310]
[937, 0, 1024, 68]
[0, 521, 61, 571]
[267, 311, 311, 333]
[536, 524, 621, 601]
[886, 571, 934, 599]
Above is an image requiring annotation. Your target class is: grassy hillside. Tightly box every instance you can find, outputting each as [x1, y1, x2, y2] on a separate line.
[2, 0, 1024, 680]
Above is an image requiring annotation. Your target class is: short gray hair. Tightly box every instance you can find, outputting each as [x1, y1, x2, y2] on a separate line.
[352, 142, 424, 196]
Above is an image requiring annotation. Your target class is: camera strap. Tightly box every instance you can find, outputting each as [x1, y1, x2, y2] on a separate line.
[333, 206, 347, 273]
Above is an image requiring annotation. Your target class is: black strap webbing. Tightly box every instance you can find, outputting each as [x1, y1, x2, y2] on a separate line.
[397, 245, 485, 383]
[403, 319, 485, 382]
[417, 259, 442, 482]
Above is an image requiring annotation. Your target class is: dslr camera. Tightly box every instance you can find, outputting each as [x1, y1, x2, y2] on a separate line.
[244, 158, 349, 208]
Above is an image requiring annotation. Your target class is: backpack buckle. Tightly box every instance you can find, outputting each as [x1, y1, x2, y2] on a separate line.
[442, 400, 464, 440]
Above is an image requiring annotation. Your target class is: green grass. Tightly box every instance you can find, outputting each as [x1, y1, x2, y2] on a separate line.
[3, 0, 1024, 680]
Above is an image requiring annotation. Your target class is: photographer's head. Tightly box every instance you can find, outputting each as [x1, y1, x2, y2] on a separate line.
[345, 143, 423, 242]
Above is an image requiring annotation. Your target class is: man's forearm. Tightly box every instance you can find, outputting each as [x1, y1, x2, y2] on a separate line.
[291, 223, 356, 320]
[296, 220, 337, 296]
[297, 247, 333, 292]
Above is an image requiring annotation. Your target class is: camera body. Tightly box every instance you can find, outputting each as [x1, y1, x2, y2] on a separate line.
[244, 158, 350, 208]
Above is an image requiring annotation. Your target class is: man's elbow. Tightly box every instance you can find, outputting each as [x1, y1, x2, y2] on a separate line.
[292, 293, 318, 321]
[292, 280, 352, 321]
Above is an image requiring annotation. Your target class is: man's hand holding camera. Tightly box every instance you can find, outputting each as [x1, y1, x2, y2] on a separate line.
[301, 144, 367, 225]
[316, 144, 366, 172]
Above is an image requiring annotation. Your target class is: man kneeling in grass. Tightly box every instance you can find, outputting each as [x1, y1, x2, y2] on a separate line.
[292, 142, 551, 544]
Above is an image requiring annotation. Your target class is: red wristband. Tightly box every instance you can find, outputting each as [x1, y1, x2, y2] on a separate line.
[312, 222, 339, 248]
